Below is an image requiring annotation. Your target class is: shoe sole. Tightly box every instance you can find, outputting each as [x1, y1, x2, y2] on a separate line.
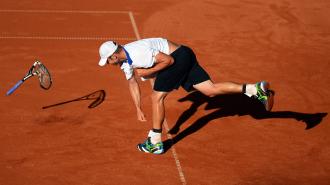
[260, 81, 269, 92]
[265, 91, 274, 111]
[260, 81, 274, 111]
[137, 144, 150, 153]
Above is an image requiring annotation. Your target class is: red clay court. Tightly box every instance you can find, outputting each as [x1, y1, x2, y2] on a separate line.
[0, 0, 329, 184]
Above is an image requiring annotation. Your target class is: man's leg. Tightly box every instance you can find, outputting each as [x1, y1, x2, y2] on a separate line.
[151, 91, 168, 130]
[148, 78, 166, 131]
[193, 80, 273, 111]
[192, 80, 243, 97]
[137, 90, 168, 154]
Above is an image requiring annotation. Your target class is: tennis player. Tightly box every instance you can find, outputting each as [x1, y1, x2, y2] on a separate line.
[98, 38, 274, 154]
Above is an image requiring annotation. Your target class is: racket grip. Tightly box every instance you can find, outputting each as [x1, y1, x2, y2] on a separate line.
[6, 80, 23, 96]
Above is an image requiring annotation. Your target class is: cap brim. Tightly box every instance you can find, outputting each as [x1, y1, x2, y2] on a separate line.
[98, 58, 107, 66]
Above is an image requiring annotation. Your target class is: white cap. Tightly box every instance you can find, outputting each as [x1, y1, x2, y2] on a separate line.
[98, 41, 118, 66]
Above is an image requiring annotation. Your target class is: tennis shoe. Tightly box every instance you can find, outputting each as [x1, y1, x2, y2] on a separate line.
[137, 137, 164, 154]
[254, 81, 274, 111]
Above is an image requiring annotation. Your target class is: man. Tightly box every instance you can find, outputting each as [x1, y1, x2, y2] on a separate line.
[98, 38, 274, 155]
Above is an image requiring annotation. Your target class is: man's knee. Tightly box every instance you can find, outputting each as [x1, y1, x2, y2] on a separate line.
[152, 91, 168, 103]
[193, 80, 217, 97]
[194, 86, 217, 97]
[200, 90, 216, 97]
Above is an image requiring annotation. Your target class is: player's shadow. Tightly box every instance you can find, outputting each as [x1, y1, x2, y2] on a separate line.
[42, 90, 106, 109]
[163, 91, 327, 153]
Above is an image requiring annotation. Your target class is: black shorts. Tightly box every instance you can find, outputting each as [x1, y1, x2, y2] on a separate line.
[154, 46, 211, 92]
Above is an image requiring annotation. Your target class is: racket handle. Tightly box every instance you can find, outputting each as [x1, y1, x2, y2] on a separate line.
[6, 80, 23, 96]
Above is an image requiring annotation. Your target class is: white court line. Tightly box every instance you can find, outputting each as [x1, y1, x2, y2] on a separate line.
[128, 12, 187, 185]
[0, 35, 135, 41]
[0, 9, 135, 41]
[163, 120, 187, 185]
[0, 9, 128, 14]
[128, 11, 141, 40]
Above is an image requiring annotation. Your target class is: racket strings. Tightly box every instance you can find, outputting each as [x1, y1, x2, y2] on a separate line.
[34, 62, 52, 89]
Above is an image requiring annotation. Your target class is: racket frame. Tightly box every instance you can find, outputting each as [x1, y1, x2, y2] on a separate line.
[6, 60, 51, 95]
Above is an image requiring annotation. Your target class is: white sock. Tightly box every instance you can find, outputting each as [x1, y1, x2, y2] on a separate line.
[244, 84, 257, 97]
[148, 130, 162, 144]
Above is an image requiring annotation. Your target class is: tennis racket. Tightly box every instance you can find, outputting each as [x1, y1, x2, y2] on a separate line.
[6, 60, 52, 96]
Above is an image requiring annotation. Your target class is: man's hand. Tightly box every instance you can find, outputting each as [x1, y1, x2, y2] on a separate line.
[136, 108, 147, 122]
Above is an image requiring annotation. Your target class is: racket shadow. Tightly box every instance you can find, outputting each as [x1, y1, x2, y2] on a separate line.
[42, 90, 106, 109]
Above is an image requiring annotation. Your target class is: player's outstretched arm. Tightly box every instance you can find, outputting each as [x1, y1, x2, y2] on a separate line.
[128, 75, 147, 122]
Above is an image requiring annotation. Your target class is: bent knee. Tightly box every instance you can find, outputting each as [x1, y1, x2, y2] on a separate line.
[193, 80, 217, 97]
[152, 91, 168, 102]
[195, 88, 217, 97]
[201, 90, 217, 97]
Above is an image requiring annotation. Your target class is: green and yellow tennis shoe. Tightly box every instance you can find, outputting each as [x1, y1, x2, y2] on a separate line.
[137, 138, 164, 154]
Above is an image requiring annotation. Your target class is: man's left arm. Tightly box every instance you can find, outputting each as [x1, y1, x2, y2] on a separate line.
[134, 52, 174, 78]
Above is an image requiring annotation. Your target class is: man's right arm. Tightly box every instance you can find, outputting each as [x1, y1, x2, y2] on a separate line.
[127, 75, 147, 122]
